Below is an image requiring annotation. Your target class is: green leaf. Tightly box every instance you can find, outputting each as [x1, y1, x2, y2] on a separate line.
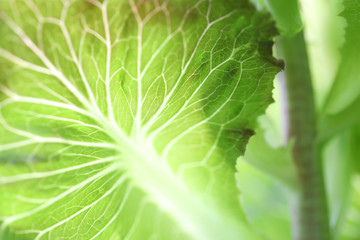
[325, 0, 360, 114]
[339, 124, 360, 240]
[319, 94, 360, 142]
[300, 0, 345, 108]
[237, 159, 292, 240]
[263, 0, 302, 36]
[240, 122, 297, 189]
[322, 130, 357, 238]
[340, 176, 360, 240]
[0, 0, 280, 239]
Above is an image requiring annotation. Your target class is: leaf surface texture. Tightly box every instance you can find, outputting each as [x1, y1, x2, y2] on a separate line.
[0, 0, 280, 239]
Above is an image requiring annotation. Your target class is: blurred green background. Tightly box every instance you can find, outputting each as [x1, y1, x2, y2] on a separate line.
[237, 0, 360, 239]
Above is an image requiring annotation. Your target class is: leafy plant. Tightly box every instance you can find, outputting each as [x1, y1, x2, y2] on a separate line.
[0, 0, 280, 239]
[1, 0, 359, 239]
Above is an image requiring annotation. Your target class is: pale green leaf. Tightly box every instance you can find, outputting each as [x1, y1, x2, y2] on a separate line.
[262, 0, 302, 36]
[236, 159, 292, 240]
[325, 0, 360, 114]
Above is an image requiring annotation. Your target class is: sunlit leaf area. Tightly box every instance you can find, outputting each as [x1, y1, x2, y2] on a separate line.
[0, 0, 359, 239]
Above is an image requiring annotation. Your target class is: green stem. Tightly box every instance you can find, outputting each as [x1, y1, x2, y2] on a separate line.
[278, 32, 331, 240]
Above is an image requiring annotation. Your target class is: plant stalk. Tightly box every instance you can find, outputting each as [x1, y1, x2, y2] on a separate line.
[278, 31, 331, 240]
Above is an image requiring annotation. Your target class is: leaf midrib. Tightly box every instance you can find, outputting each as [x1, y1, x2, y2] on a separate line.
[122, 136, 252, 240]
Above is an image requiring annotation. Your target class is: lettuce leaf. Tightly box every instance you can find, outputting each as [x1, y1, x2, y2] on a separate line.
[0, 0, 280, 239]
